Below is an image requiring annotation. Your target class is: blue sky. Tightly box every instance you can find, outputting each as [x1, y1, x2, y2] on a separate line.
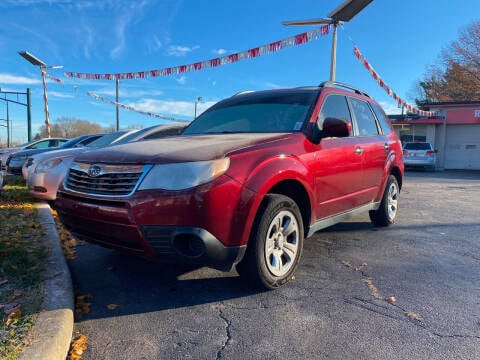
[0, 0, 478, 143]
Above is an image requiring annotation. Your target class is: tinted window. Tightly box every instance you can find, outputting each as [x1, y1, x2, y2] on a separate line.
[403, 142, 432, 150]
[371, 103, 392, 135]
[29, 140, 51, 149]
[318, 95, 352, 127]
[183, 91, 317, 135]
[348, 97, 380, 136]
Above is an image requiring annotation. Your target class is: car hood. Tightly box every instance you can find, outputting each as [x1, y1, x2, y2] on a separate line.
[10, 147, 61, 158]
[30, 147, 88, 162]
[74, 133, 292, 164]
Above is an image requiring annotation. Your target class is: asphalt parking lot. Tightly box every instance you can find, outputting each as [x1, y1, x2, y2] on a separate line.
[68, 171, 480, 360]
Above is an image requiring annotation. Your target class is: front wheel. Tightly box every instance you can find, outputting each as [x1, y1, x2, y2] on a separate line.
[236, 194, 304, 290]
[369, 175, 399, 227]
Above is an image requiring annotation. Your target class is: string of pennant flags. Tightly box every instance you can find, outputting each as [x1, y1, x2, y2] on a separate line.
[64, 25, 331, 80]
[86, 92, 186, 122]
[46, 73, 64, 85]
[353, 46, 434, 117]
[64, 26, 433, 120]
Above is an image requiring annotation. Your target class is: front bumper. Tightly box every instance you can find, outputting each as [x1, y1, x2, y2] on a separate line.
[55, 176, 255, 271]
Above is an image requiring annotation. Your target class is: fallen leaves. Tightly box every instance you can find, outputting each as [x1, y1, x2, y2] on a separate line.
[362, 278, 382, 300]
[406, 312, 421, 321]
[106, 304, 119, 310]
[385, 296, 396, 303]
[75, 294, 93, 319]
[50, 209, 77, 260]
[1, 182, 47, 358]
[342, 259, 422, 323]
[69, 334, 88, 360]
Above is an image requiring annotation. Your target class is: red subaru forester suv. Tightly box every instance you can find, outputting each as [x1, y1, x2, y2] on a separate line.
[56, 82, 404, 289]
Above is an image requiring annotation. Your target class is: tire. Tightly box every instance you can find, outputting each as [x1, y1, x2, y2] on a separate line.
[369, 175, 399, 227]
[237, 194, 304, 290]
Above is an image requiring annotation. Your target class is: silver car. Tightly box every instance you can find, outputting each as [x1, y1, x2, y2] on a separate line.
[26, 123, 186, 201]
[402, 142, 436, 171]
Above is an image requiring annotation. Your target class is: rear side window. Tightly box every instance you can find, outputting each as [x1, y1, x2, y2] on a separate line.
[348, 97, 380, 136]
[318, 94, 352, 128]
[371, 103, 392, 135]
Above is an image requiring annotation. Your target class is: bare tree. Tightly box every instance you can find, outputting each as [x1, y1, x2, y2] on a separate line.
[416, 20, 480, 104]
[36, 117, 104, 138]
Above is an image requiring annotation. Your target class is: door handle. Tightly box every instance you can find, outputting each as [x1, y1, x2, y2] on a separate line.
[354, 147, 364, 154]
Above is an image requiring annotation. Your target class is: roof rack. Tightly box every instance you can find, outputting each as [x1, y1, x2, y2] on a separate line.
[231, 90, 255, 97]
[319, 81, 372, 98]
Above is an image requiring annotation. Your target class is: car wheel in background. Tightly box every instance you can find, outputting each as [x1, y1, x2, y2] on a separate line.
[369, 175, 399, 227]
[237, 194, 304, 290]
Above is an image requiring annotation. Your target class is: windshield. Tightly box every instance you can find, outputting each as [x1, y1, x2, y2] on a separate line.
[183, 91, 318, 135]
[58, 136, 87, 149]
[87, 131, 129, 147]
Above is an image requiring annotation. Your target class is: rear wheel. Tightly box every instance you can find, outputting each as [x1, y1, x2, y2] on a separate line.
[237, 194, 303, 290]
[369, 175, 399, 226]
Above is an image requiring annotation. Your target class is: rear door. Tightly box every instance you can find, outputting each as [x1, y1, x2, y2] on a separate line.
[347, 96, 388, 202]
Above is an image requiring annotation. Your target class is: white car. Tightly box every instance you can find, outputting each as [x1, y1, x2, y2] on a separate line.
[26, 124, 185, 201]
[24, 130, 135, 200]
[402, 142, 436, 171]
[0, 137, 68, 171]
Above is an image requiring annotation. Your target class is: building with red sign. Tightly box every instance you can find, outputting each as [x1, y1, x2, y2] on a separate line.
[389, 101, 480, 170]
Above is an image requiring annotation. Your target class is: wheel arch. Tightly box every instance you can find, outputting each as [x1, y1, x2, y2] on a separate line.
[267, 179, 311, 239]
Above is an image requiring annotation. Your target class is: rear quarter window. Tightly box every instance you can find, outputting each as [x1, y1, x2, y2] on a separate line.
[371, 103, 392, 135]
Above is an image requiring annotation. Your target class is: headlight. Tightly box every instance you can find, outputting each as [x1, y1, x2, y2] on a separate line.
[138, 158, 230, 191]
[34, 158, 63, 174]
[12, 155, 27, 161]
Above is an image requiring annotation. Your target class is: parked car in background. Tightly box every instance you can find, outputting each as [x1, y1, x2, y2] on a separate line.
[112, 122, 187, 145]
[6, 133, 103, 176]
[402, 142, 436, 171]
[55, 82, 404, 290]
[26, 123, 186, 201]
[0, 137, 68, 171]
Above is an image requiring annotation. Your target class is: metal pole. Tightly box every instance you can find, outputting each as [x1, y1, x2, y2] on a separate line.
[116, 79, 120, 130]
[6, 102, 10, 147]
[40, 67, 51, 137]
[27, 88, 32, 141]
[329, 22, 338, 82]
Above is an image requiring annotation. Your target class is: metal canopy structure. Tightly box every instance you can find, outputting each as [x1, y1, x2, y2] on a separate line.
[283, 0, 373, 81]
[18, 51, 63, 138]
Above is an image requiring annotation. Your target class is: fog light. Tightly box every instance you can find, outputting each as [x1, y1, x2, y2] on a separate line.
[173, 234, 205, 258]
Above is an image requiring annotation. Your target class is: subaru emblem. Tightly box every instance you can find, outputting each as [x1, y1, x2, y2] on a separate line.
[87, 165, 102, 177]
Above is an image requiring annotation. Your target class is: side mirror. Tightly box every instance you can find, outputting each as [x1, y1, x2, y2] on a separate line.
[323, 117, 352, 138]
[308, 117, 351, 144]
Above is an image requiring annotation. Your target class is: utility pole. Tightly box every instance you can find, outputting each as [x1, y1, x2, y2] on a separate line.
[0, 88, 31, 144]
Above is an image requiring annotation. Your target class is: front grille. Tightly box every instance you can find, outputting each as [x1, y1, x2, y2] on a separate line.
[65, 162, 150, 196]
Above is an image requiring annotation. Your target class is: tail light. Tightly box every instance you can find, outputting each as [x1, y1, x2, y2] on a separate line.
[402, 150, 408, 156]
[426, 150, 435, 156]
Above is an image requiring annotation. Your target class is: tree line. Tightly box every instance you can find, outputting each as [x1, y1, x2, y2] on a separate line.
[33, 117, 114, 139]
[414, 20, 480, 105]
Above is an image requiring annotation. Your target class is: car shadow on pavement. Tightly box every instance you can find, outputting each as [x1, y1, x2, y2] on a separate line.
[68, 243, 259, 321]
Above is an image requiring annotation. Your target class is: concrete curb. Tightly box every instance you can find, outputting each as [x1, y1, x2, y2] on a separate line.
[19, 202, 74, 360]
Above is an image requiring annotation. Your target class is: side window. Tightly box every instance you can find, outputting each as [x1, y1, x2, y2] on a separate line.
[348, 97, 380, 136]
[30, 140, 49, 149]
[371, 103, 392, 135]
[318, 95, 352, 130]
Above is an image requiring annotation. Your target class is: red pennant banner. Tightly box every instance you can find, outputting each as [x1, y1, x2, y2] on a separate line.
[64, 26, 330, 80]
[353, 46, 434, 117]
[46, 74, 64, 85]
[86, 92, 187, 122]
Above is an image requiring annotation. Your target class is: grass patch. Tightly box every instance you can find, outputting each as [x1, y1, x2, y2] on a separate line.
[0, 176, 48, 359]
